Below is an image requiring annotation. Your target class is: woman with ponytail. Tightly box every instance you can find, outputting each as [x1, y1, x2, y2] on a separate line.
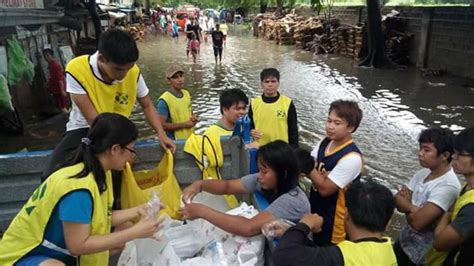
[0, 113, 162, 266]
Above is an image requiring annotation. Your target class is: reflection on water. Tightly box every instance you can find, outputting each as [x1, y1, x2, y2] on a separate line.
[131, 28, 474, 194]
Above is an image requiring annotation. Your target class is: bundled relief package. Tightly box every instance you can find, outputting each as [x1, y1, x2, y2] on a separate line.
[118, 201, 265, 266]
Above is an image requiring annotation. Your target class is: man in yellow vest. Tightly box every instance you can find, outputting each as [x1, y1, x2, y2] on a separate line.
[249, 68, 298, 148]
[42, 29, 175, 179]
[432, 127, 474, 265]
[156, 64, 197, 140]
[273, 180, 397, 266]
[204, 88, 248, 139]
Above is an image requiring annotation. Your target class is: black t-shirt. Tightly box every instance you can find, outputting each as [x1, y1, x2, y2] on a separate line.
[211, 30, 224, 47]
[186, 24, 201, 42]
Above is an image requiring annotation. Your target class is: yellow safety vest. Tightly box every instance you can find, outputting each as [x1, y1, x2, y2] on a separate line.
[66, 55, 140, 117]
[184, 124, 239, 208]
[159, 89, 194, 140]
[0, 163, 113, 265]
[426, 186, 474, 265]
[251, 95, 291, 146]
[204, 123, 233, 138]
[338, 237, 397, 266]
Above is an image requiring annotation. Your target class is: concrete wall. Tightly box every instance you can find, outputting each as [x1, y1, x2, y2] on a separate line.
[330, 6, 474, 78]
[0, 137, 250, 231]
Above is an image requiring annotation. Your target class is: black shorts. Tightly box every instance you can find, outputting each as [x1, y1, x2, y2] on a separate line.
[213, 45, 223, 57]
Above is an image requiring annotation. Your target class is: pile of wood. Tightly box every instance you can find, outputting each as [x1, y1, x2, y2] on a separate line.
[293, 17, 324, 48]
[113, 23, 148, 41]
[384, 16, 412, 65]
[332, 25, 364, 59]
[256, 14, 364, 58]
[255, 10, 411, 64]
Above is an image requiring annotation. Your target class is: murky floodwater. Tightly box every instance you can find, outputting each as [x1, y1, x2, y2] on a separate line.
[132, 27, 474, 194]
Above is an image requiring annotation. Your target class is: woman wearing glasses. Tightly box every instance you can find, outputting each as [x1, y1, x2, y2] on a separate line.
[433, 127, 474, 266]
[0, 113, 162, 266]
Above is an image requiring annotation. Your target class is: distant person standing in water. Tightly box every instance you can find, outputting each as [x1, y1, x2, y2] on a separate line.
[43, 48, 69, 113]
[211, 23, 224, 64]
[220, 21, 229, 46]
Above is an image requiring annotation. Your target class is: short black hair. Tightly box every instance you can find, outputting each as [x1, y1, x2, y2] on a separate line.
[260, 68, 280, 82]
[345, 180, 395, 232]
[418, 128, 455, 162]
[454, 127, 474, 157]
[43, 48, 53, 56]
[329, 100, 363, 132]
[219, 89, 249, 114]
[295, 148, 314, 175]
[98, 29, 139, 64]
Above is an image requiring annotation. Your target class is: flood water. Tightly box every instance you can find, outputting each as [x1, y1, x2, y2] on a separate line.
[133, 26, 474, 194]
[2, 27, 474, 233]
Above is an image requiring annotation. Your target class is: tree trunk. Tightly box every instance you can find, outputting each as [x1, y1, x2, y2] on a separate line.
[260, 0, 267, 13]
[358, 0, 391, 68]
[87, 0, 102, 44]
[276, 0, 284, 15]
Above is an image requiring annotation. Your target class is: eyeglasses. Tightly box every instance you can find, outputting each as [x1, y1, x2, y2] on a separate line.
[123, 146, 138, 161]
[452, 152, 472, 159]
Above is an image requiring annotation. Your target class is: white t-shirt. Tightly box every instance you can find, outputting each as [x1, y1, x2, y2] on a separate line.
[399, 167, 462, 264]
[407, 168, 461, 211]
[65, 52, 149, 131]
[208, 17, 215, 31]
[310, 140, 362, 189]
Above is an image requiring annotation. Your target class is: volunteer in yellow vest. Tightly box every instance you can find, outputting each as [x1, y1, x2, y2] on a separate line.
[42, 29, 175, 180]
[432, 127, 474, 266]
[184, 89, 248, 208]
[205, 88, 248, 143]
[156, 64, 197, 140]
[273, 180, 397, 266]
[0, 113, 162, 266]
[249, 68, 299, 148]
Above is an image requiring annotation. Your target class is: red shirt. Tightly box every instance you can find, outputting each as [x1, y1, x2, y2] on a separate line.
[47, 60, 65, 94]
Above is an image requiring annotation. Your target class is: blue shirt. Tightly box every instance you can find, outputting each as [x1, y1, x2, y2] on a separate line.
[18, 190, 93, 264]
[156, 99, 175, 140]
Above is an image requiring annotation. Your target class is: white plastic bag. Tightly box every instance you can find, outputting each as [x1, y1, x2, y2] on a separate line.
[164, 224, 204, 259]
[261, 219, 295, 240]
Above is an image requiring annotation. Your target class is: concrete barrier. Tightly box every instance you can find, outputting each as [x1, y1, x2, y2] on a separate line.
[0, 136, 249, 232]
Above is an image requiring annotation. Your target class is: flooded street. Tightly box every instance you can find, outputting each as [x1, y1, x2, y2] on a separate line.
[133, 27, 474, 193]
[2, 27, 474, 212]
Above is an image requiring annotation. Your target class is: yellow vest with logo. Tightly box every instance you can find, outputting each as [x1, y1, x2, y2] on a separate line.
[0, 163, 113, 265]
[337, 237, 397, 266]
[251, 95, 291, 146]
[184, 124, 239, 208]
[159, 89, 194, 140]
[426, 186, 474, 265]
[66, 55, 140, 117]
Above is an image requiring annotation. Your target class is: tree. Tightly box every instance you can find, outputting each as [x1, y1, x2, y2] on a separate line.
[358, 0, 391, 68]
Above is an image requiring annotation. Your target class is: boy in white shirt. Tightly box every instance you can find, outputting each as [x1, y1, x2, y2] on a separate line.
[395, 128, 461, 265]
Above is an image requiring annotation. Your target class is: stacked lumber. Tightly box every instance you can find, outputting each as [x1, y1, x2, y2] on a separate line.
[384, 16, 412, 65]
[294, 17, 324, 48]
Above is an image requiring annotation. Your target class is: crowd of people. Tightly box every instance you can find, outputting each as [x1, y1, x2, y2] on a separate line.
[150, 9, 230, 64]
[0, 28, 472, 266]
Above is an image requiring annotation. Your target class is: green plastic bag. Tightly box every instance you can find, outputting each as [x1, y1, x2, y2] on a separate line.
[6, 36, 34, 86]
[0, 74, 13, 111]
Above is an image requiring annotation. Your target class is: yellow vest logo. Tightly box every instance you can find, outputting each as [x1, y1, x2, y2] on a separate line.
[115, 93, 129, 105]
[26, 183, 48, 215]
[277, 110, 286, 118]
